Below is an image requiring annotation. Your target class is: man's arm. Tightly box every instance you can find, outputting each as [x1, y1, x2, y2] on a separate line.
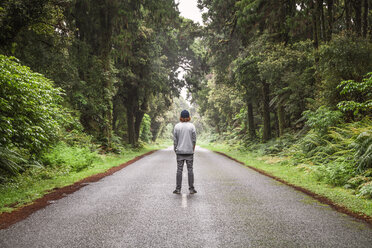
[173, 126, 178, 152]
[192, 126, 196, 152]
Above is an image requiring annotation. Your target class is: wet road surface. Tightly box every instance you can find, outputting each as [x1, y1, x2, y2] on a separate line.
[1, 147, 372, 247]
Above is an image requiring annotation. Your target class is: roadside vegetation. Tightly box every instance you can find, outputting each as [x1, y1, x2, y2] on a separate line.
[0, 143, 166, 214]
[189, 1, 372, 216]
[200, 124, 372, 217]
[0, 1, 191, 213]
[0, 55, 171, 213]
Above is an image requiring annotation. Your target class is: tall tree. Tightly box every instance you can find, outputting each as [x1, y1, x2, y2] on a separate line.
[72, 0, 118, 147]
[112, 0, 185, 146]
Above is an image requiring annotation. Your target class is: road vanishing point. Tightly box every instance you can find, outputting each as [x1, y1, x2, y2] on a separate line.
[1, 147, 372, 248]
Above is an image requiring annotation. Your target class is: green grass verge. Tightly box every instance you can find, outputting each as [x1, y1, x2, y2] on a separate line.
[200, 142, 372, 218]
[0, 143, 167, 214]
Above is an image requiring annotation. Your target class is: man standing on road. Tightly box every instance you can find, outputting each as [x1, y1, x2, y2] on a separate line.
[173, 110, 197, 194]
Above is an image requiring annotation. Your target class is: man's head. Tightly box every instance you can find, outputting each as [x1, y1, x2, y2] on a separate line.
[180, 110, 191, 122]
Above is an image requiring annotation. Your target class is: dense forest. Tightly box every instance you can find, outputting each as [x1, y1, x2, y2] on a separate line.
[190, 0, 372, 197]
[192, 0, 372, 141]
[0, 0, 372, 198]
[0, 0, 202, 177]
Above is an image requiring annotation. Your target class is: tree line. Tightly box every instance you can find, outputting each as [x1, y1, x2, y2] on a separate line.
[0, 0, 204, 176]
[189, 0, 372, 142]
[0, 0, 202, 148]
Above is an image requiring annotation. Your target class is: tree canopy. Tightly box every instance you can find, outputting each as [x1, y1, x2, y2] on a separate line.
[1, 0, 372, 179]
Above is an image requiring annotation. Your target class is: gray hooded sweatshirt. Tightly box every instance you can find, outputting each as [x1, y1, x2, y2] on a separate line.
[173, 122, 196, 154]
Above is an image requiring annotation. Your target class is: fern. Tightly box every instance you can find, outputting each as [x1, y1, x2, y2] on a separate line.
[286, 118, 372, 188]
[354, 131, 372, 171]
[0, 147, 25, 175]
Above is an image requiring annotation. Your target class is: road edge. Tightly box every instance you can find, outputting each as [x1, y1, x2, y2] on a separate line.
[214, 150, 372, 226]
[0, 150, 157, 230]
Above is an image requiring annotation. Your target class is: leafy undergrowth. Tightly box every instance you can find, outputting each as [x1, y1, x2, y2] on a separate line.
[201, 142, 372, 218]
[284, 118, 372, 198]
[0, 143, 166, 214]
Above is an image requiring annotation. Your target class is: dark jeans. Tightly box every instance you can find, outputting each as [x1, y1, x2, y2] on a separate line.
[176, 159, 194, 190]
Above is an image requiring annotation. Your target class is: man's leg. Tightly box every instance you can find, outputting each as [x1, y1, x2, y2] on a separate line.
[176, 159, 184, 190]
[186, 159, 194, 190]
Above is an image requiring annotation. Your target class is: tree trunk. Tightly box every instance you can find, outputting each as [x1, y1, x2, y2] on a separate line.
[362, 0, 369, 37]
[125, 91, 137, 146]
[247, 102, 256, 139]
[369, 0, 372, 39]
[262, 82, 271, 142]
[319, 0, 326, 40]
[99, 1, 117, 148]
[126, 105, 136, 146]
[134, 97, 149, 143]
[134, 111, 145, 143]
[151, 121, 162, 142]
[274, 111, 279, 138]
[277, 101, 285, 137]
[345, 0, 352, 32]
[311, 0, 319, 48]
[112, 95, 119, 133]
[354, 0, 362, 36]
[327, 0, 334, 41]
[102, 53, 113, 147]
[315, 0, 323, 42]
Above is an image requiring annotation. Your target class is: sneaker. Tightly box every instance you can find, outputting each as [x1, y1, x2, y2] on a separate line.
[189, 189, 197, 194]
[173, 189, 181, 194]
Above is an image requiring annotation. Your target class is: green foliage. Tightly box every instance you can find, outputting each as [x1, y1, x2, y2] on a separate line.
[286, 118, 372, 190]
[358, 182, 372, 198]
[0, 144, 160, 213]
[354, 129, 372, 171]
[314, 162, 355, 186]
[139, 114, 152, 143]
[0, 147, 26, 178]
[317, 35, 372, 107]
[260, 134, 298, 155]
[337, 72, 372, 115]
[345, 176, 370, 189]
[42, 142, 99, 172]
[303, 106, 343, 134]
[0, 55, 71, 175]
[294, 119, 371, 165]
[0, 55, 65, 153]
[0, 0, 54, 49]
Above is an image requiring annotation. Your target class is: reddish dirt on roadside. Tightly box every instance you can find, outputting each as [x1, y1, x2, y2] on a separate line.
[0, 150, 156, 229]
[215, 151, 372, 226]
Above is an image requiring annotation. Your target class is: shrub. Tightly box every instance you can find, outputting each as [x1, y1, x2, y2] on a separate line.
[345, 176, 370, 189]
[363, 168, 372, 177]
[140, 114, 152, 143]
[261, 134, 297, 155]
[0, 55, 68, 174]
[357, 181, 372, 198]
[314, 162, 355, 186]
[337, 72, 372, 116]
[354, 129, 372, 172]
[303, 106, 343, 134]
[289, 118, 372, 172]
[0, 147, 27, 179]
[317, 34, 372, 107]
[0, 55, 65, 154]
[42, 142, 99, 172]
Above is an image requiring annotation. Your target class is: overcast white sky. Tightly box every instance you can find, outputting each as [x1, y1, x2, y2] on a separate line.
[176, 0, 203, 25]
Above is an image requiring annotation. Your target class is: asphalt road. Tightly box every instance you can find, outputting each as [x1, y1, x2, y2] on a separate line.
[1, 147, 372, 248]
